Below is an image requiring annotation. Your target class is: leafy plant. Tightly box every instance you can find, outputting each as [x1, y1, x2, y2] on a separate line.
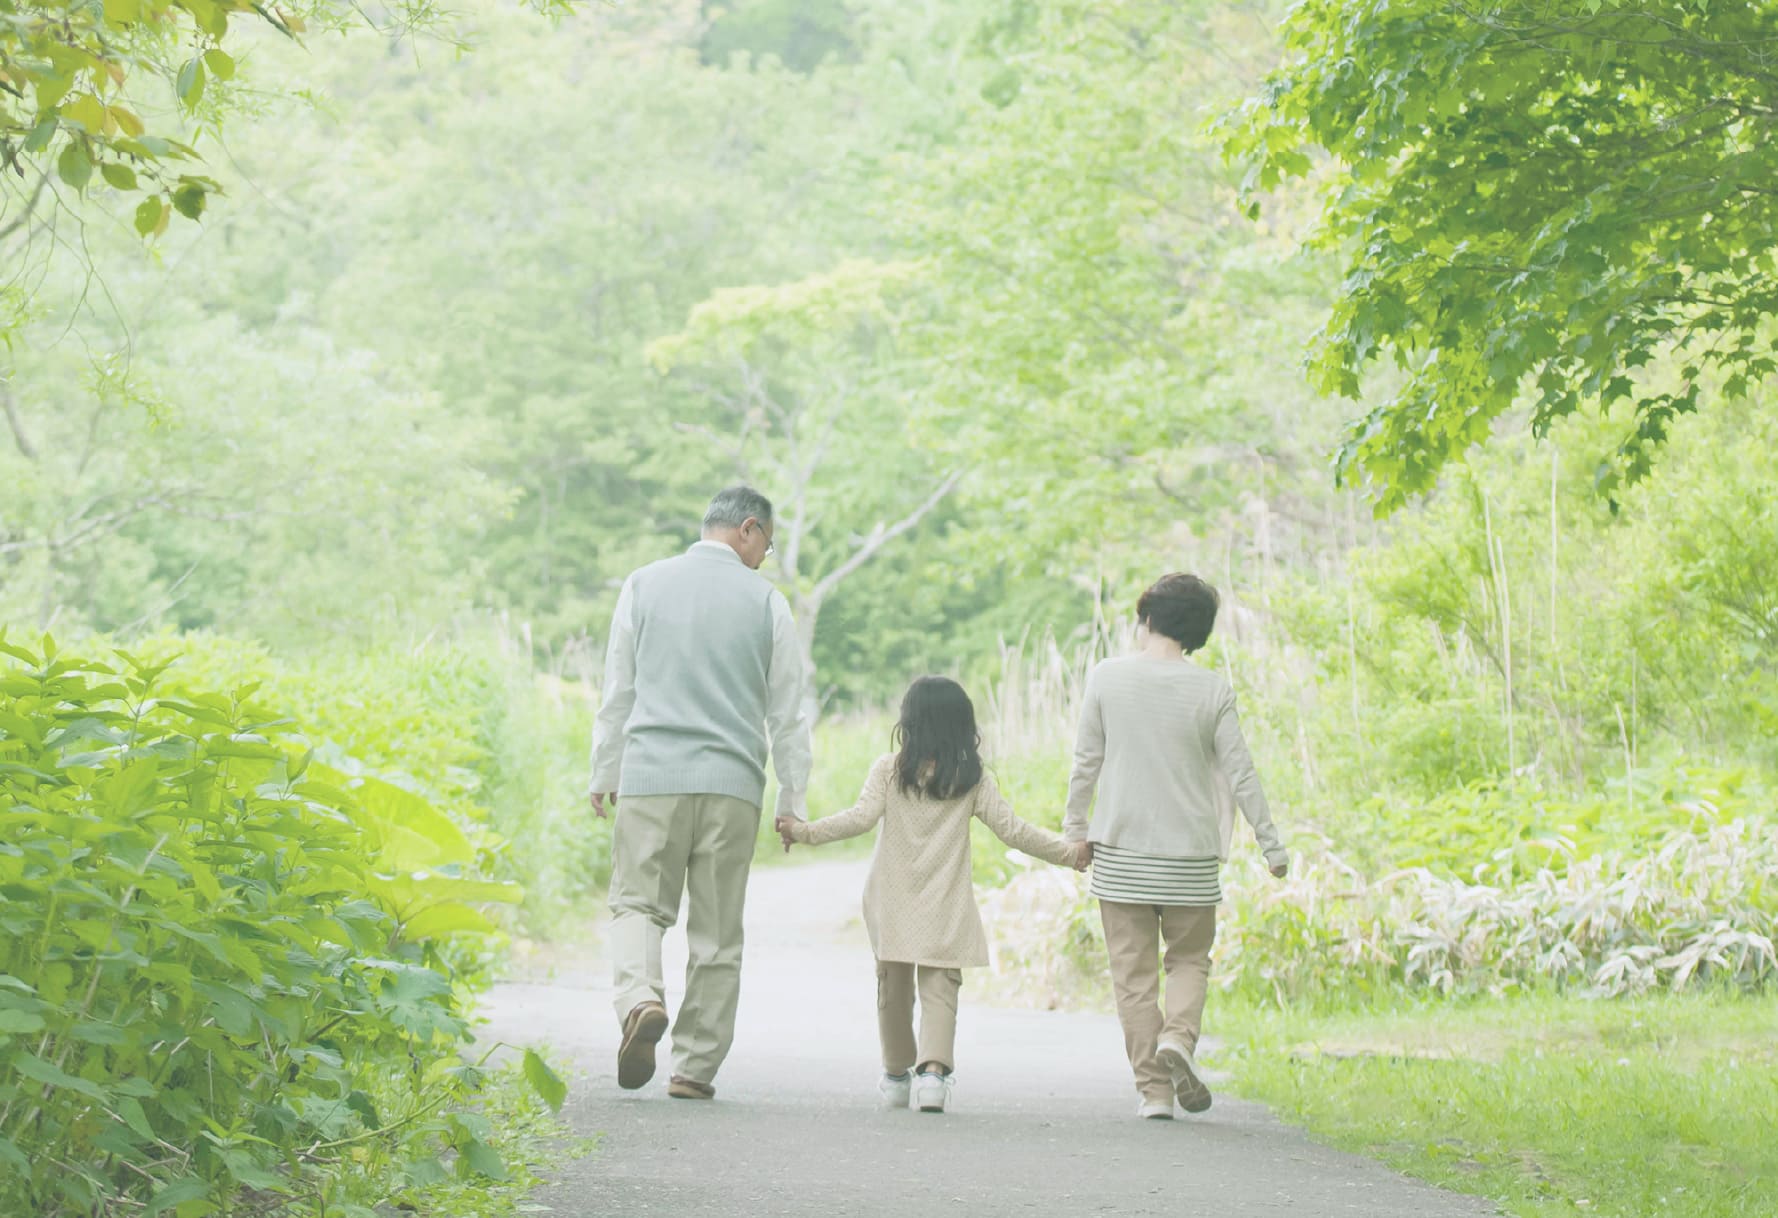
[0, 0, 566, 242]
[0, 635, 561, 1217]
[1226, 0, 1778, 506]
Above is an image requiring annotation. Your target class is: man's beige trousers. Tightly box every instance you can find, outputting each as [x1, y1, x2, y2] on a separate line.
[608, 793, 761, 1085]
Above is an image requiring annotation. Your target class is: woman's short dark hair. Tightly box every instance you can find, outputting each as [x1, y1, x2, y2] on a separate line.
[892, 676, 984, 801]
[1137, 574, 1220, 653]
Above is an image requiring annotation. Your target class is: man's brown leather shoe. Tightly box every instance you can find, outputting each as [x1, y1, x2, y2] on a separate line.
[617, 1001, 669, 1091]
[667, 1075, 715, 1100]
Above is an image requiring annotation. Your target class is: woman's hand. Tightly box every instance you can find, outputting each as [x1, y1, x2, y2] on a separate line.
[1071, 841, 1093, 871]
[1270, 861, 1288, 879]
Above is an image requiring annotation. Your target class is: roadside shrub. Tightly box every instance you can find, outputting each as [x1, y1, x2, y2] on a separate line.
[132, 627, 611, 936]
[0, 636, 559, 1217]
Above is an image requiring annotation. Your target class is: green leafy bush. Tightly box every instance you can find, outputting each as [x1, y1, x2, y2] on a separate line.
[0, 636, 559, 1217]
[1325, 766, 1768, 880]
[131, 628, 610, 937]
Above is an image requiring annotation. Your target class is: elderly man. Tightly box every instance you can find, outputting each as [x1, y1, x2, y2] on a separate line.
[588, 486, 812, 1099]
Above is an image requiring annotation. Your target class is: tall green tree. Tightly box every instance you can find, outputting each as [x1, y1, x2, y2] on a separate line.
[885, 0, 1349, 598]
[0, 293, 505, 639]
[0, 0, 551, 320]
[648, 258, 962, 705]
[160, 8, 948, 648]
[1228, 0, 1778, 509]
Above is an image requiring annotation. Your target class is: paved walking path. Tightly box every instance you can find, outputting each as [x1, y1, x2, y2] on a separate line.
[479, 860, 1495, 1217]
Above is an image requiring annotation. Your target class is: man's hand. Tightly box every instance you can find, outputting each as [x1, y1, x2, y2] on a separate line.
[1270, 861, 1289, 879]
[591, 792, 615, 820]
[1072, 841, 1093, 871]
[773, 817, 797, 853]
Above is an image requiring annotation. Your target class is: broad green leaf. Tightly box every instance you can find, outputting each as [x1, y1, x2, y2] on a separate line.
[109, 105, 145, 138]
[177, 59, 207, 108]
[144, 1178, 209, 1217]
[102, 162, 139, 191]
[383, 874, 523, 909]
[135, 195, 164, 236]
[22, 116, 58, 154]
[345, 1089, 380, 1130]
[118, 1096, 156, 1140]
[0, 1008, 45, 1034]
[35, 70, 75, 112]
[404, 1156, 449, 1187]
[71, 1020, 128, 1045]
[13, 1050, 110, 1101]
[172, 183, 207, 220]
[204, 738, 283, 760]
[204, 50, 236, 81]
[355, 776, 475, 864]
[194, 0, 229, 37]
[57, 142, 94, 191]
[523, 1048, 567, 1112]
[402, 902, 494, 938]
[102, 0, 141, 21]
[458, 1136, 507, 1180]
[64, 94, 109, 134]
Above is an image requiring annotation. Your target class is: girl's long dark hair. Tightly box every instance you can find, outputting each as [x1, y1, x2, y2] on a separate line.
[892, 675, 984, 800]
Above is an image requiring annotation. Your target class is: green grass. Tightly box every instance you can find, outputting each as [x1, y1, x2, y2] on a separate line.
[1210, 991, 1778, 1218]
[378, 1059, 593, 1218]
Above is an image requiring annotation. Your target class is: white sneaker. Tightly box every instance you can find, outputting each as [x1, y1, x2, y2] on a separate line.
[879, 1072, 912, 1109]
[1138, 1097, 1175, 1120]
[1156, 1040, 1212, 1113]
[914, 1071, 953, 1113]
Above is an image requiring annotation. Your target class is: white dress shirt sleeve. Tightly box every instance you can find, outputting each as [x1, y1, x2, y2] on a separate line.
[766, 589, 813, 821]
[588, 578, 637, 796]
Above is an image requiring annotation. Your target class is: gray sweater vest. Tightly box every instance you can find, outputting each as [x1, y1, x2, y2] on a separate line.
[618, 546, 778, 806]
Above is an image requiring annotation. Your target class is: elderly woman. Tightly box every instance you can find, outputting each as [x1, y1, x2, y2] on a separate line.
[1063, 573, 1290, 1120]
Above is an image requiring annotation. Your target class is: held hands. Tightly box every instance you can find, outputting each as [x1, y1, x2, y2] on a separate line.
[774, 817, 797, 854]
[1070, 841, 1093, 872]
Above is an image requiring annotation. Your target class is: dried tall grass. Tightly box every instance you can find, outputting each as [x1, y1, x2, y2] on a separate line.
[980, 818, 1776, 1008]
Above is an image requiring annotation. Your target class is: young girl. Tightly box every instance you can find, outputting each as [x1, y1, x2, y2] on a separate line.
[778, 675, 1081, 1114]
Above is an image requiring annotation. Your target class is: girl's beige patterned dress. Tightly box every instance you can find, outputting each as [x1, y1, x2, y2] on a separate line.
[786, 753, 1074, 968]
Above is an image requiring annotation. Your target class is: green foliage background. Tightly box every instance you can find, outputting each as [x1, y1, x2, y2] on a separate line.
[3, 0, 1774, 909]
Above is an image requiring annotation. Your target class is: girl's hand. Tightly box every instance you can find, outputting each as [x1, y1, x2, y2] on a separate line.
[1072, 842, 1093, 871]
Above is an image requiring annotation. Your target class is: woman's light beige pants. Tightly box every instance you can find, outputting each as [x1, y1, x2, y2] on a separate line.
[1099, 900, 1217, 1101]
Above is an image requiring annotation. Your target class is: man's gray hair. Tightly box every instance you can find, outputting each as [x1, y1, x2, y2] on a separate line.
[702, 485, 774, 531]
